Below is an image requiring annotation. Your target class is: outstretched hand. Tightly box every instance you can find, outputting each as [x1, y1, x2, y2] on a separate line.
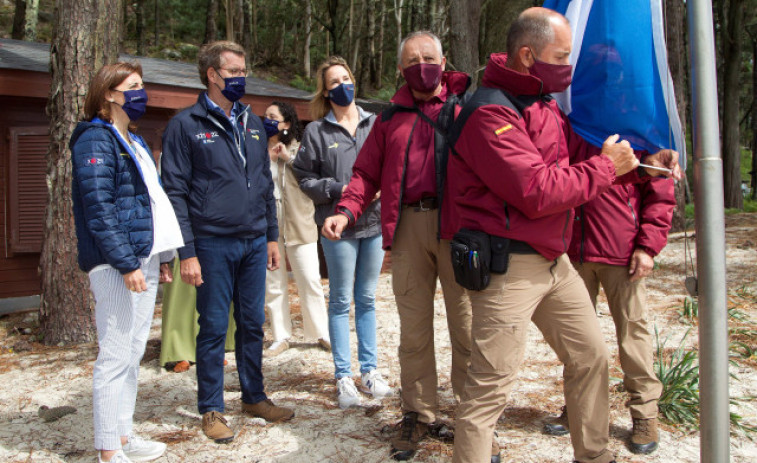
[322, 214, 349, 240]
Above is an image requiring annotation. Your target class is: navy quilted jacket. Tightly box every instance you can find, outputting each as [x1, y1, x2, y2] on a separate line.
[71, 118, 154, 274]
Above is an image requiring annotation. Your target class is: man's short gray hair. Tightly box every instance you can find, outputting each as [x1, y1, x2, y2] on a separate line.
[398, 31, 444, 66]
[506, 9, 569, 57]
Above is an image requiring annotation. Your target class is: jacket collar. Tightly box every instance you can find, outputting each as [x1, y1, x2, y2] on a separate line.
[324, 105, 373, 126]
[191, 92, 250, 123]
[481, 53, 544, 97]
[391, 70, 471, 108]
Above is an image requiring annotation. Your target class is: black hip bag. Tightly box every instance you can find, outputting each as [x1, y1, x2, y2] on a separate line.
[450, 228, 514, 291]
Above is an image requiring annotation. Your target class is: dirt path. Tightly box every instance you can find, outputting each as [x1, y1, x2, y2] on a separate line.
[1, 214, 755, 462]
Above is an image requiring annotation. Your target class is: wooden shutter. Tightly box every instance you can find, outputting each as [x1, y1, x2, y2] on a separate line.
[8, 127, 49, 254]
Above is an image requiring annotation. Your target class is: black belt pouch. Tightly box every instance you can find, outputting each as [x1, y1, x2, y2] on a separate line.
[450, 228, 492, 291]
[489, 235, 511, 274]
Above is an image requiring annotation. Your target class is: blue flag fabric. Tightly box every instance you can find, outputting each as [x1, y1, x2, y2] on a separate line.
[542, 0, 685, 168]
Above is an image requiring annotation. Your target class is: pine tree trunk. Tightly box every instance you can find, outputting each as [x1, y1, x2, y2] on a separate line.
[24, 0, 39, 41]
[367, 0, 377, 88]
[136, 0, 146, 55]
[11, 0, 26, 40]
[751, 31, 757, 200]
[376, 0, 385, 89]
[449, 0, 481, 82]
[721, 0, 744, 209]
[205, 0, 218, 44]
[40, 0, 123, 345]
[665, 0, 689, 232]
[303, 0, 312, 79]
[242, 0, 253, 57]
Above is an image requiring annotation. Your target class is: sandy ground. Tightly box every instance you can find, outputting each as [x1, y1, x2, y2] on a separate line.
[0, 214, 756, 463]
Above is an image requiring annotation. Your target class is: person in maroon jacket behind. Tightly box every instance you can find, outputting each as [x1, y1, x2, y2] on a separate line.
[543, 180, 675, 455]
[322, 31, 494, 461]
[448, 7, 681, 463]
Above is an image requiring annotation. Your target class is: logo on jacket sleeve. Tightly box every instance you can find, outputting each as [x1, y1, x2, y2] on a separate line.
[494, 124, 513, 135]
[195, 131, 219, 144]
[85, 157, 104, 166]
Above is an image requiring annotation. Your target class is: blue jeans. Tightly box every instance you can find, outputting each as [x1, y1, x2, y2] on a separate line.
[320, 234, 384, 379]
[195, 235, 268, 413]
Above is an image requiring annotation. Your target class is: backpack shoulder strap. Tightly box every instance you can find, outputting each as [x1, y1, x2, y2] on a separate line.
[448, 87, 523, 155]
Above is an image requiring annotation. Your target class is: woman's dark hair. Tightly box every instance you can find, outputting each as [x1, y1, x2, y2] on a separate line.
[84, 61, 143, 126]
[270, 100, 303, 145]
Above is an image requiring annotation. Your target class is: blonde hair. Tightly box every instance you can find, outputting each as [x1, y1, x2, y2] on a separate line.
[310, 56, 356, 120]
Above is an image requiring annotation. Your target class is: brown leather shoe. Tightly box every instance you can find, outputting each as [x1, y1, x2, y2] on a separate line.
[317, 338, 331, 352]
[630, 417, 659, 454]
[201, 411, 234, 443]
[390, 412, 429, 461]
[242, 399, 294, 422]
[263, 340, 289, 358]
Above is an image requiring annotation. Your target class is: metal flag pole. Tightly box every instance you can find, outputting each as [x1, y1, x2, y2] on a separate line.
[686, 1, 730, 461]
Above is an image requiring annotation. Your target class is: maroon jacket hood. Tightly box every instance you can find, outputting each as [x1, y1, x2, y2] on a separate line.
[481, 53, 544, 96]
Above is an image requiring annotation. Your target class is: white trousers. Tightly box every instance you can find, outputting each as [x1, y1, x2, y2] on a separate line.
[265, 240, 328, 342]
[90, 255, 160, 450]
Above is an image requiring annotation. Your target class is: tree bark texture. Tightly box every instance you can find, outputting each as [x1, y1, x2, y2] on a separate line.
[24, 0, 40, 41]
[721, 0, 744, 208]
[665, 0, 689, 231]
[752, 30, 757, 199]
[205, 0, 218, 44]
[40, 0, 123, 345]
[12, 0, 26, 40]
[449, 0, 481, 81]
[304, 0, 312, 78]
[136, 0, 146, 55]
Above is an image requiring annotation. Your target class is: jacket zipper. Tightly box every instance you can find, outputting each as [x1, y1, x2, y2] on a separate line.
[545, 100, 572, 253]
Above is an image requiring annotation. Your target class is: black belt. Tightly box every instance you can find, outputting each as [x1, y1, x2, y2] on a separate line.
[403, 197, 438, 211]
[508, 239, 538, 254]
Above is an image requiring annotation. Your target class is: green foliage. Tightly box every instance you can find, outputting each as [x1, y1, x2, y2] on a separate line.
[288, 75, 315, 92]
[678, 297, 699, 321]
[654, 328, 700, 428]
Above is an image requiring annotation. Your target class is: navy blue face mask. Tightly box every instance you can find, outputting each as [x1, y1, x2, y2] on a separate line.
[218, 73, 246, 102]
[118, 88, 148, 121]
[328, 82, 355, 107]
[263, 118, 280, 137]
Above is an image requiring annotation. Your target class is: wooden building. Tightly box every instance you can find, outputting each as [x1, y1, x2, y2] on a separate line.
[0, 38, 314, 312]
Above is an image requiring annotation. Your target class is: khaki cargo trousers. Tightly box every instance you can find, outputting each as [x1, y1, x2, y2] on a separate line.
[452, 254, 614, 463]
[391, 207, 472, 424]
[573, 261, 662, 419]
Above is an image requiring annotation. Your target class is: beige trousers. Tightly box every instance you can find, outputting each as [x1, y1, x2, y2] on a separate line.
[452, 254, 614, 463]
[391, 207, 472, 424]
[574, 261, 662, 419]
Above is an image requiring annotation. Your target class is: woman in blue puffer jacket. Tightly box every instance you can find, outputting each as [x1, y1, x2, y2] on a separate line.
[70, 61, 183, 463]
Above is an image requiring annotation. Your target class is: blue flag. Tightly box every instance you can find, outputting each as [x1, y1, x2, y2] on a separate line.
[542, 0, 686, 169]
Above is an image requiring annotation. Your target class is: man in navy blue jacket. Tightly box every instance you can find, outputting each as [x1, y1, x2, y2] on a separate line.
[161, 40, 294, 444]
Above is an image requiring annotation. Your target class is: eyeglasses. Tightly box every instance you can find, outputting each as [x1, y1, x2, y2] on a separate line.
[217, 67, 249, 78]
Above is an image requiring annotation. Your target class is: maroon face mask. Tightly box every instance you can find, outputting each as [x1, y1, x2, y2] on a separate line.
[528, 51, 573, 94]
[403, 63, 443, 94]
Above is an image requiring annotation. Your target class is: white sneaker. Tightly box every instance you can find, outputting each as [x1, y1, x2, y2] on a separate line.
[361, 370, 393, 399]
[336, 376, 361, 409]
[121, 433, 166, 462]
[99, 450, 133, 463]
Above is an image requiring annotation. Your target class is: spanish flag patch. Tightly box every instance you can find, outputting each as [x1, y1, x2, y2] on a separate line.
[495, 124, 513, 135]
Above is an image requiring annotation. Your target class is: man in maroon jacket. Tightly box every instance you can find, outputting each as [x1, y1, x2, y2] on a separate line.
[543, 180, 675, 455]
[322, 32, 494, 461]
[448, 7, 681, 463]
